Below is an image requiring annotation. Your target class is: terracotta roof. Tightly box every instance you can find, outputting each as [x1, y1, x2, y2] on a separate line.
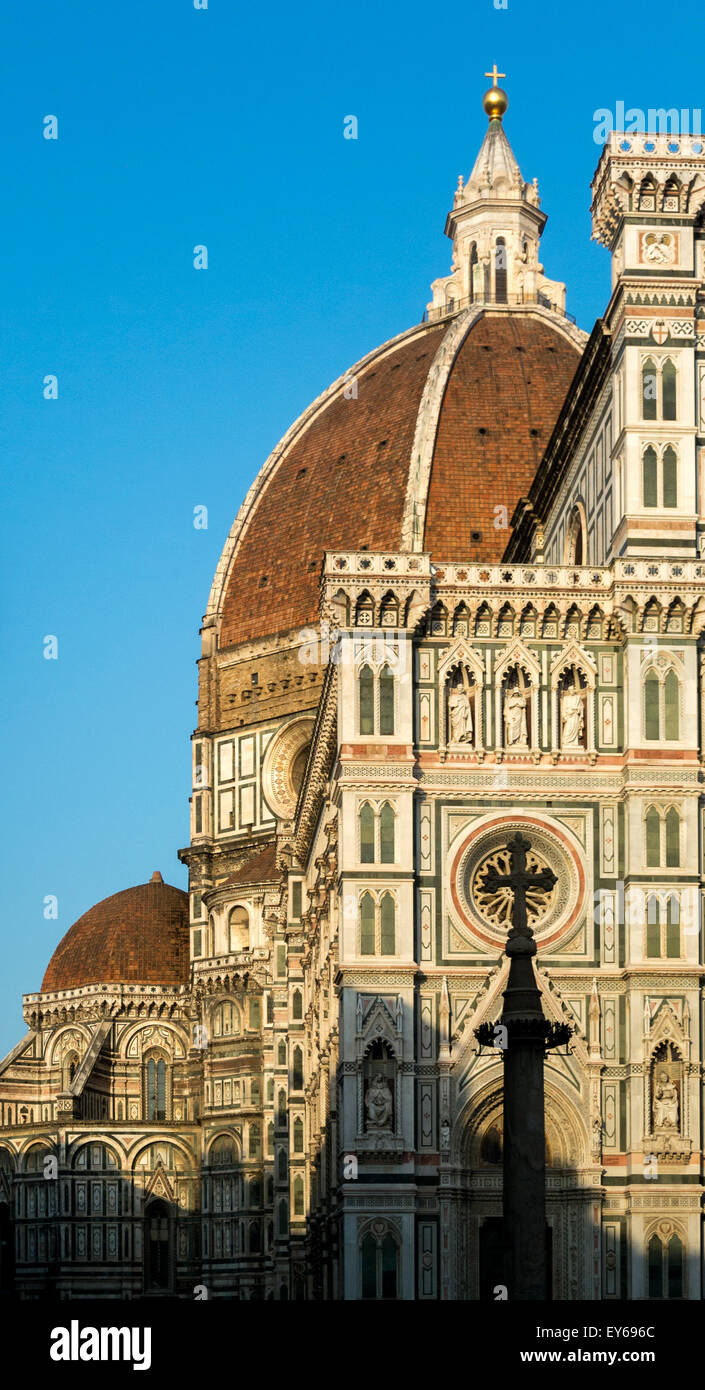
[223, 845, 279, 888]
[424, 315, 580, 559]
[41, 876, 190, 993]
[216, 310, 581, 647]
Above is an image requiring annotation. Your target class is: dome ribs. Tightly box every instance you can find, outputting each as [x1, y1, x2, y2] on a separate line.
[219, 328, 444, 646]
[422, 314, 579, 561]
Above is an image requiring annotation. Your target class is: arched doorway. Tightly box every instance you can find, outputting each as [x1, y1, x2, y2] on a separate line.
[144, 1199, 172, 1292]
[454, 1080, 591, 1299]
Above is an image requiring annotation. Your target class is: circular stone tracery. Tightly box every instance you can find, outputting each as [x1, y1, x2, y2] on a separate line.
[471, 843, 556, 930]
[450, 816, 584, 951]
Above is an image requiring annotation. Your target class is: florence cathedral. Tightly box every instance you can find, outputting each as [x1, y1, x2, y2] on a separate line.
[3, 78, 705, 1301]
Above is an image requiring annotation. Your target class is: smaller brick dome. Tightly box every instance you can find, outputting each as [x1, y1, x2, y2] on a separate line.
[41, 874, 190, 992]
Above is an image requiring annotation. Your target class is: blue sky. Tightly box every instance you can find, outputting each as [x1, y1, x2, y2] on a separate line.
[1, 0, 704, 1055]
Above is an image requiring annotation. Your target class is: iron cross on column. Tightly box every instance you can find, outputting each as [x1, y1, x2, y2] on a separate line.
[481, 833, 556, 937]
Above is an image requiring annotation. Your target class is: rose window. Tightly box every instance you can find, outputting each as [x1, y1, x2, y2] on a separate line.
[451, 818, 583, 950]
[471, 844, 556, 929]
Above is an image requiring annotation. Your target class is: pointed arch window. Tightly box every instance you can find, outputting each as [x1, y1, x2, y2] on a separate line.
[379, 665, 395, 735]
[360, 893, 375, 956]
[293, 1117, 304, 1152]
[648, 1231, 684, 1298]
[662, 446, 677, 508]
[646, 897, 661, 958]
[293, 1176, 304, 1217]
[144, 1056, 168, 1123]
[645, 807, 661, 867]
[642, 358, 658, 420]
[360, 803, 375, 863]
[291, 989, 303, 1020]
[379, 803, 395, 863]
[643, 446, 658, 507]
[662, 360, 677, 420]
[380, 893, 396, 955]
[292, 1047, 304, 1092]
[646, 894, 681, 958]
[360, 1226, 399, 1299]
[359, 666, 375, 735]
[664, 669, 680, 740]
[665, 807, 681, 867]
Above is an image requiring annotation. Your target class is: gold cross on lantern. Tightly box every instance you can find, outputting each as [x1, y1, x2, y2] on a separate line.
[484, 64, 506, 87]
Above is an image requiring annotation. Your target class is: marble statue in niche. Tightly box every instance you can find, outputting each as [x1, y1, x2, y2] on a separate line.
[504, 670, 528, 747]
[365, 1073, 393, 1131]
[447, 668, 474, 744]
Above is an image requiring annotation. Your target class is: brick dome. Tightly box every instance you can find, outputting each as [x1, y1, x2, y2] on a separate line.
[210, 307, 583, 649]
[41, 872, 190, 992]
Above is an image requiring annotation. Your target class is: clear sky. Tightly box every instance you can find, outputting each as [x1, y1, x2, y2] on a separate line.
[1, 0, 704, 1055]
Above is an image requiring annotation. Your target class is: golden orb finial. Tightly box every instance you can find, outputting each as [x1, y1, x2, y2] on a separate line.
[483, 64, 508, 121]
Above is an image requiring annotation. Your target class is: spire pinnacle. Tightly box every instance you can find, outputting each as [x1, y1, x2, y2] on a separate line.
[482, 64, 508, 121]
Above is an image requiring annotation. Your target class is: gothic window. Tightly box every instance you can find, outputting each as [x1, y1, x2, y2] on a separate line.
[359, 892, 397, 957]
[251, 1079, 261, 1105]
[249, 997, 261, 1029]
[360, 892, 375, 956]
[662, 359, 677, 419]
[360, 802, 375, 862]
[249, 1220, 261, 1252]
[648, 1231, 684, 1298]
[379, 803, 395, 863]
[293, 1117, 304, 1152]
[292, 1047, 304, 1091]
[291, 989, 303, 1020]
[355, 592, 374, 627]
[665, 807, 681, 867]
[642, 357, 657, 420]
[360, 1226, 399, 1299]
[429, 602, 447, 636]
[645, 806, 681, 868]
[267, 1122, 274, 1155]
[662, 445, 677, 507]
[278, 1040, 287, 1066]
[228, 906, 249, 952]
[646, 897, 661, 958]
[644, 665, 680, 741]
[379, 892, 396, 955]
[249, 1124, 261, 1159]
[359, 665, 375, 735]
[646, 895, 680, 958]
[379, 665, 395, 735]
[212, 1000, 241, 1038]
[645, 807, 661, 867]
[143, 1055, 168, 1123]
[453, 602, 470, 636]
[277, 1089, 287, 1125]
[267, 1077, 274, 1102]
[266, 993, 273, 1024]
[642, 446, 658, 507]
[494, 238, 507, 302]
[293, 1176, 304, 1217]
[379, 592, 399, 628]
[277, 1147, 288, 1181]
